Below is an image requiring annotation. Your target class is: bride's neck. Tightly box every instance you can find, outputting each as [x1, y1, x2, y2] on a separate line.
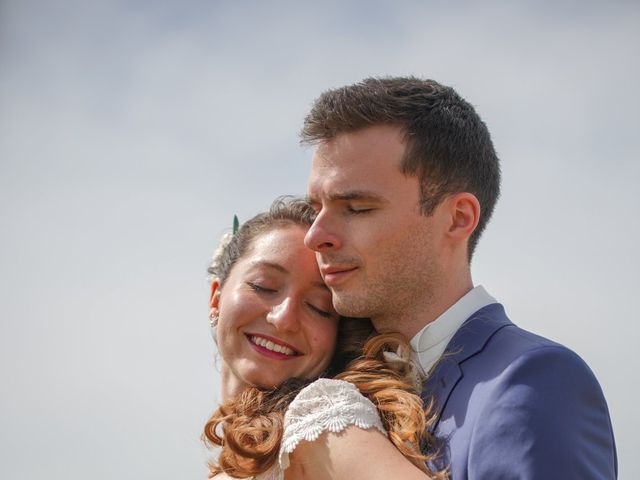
[220, 364, 248, 401]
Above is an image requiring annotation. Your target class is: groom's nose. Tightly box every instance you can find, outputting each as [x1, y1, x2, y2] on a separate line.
[304, 212, 342, 252]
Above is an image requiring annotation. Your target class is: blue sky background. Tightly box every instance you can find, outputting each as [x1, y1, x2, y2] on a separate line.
[1, 1, 638, 478]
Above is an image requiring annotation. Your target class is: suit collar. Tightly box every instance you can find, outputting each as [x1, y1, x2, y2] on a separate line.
[422, 303, 512, 433]
[411, 285, 497, 374]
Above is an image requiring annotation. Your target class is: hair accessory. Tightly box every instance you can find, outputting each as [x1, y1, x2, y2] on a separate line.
[209, 216, 238, 275]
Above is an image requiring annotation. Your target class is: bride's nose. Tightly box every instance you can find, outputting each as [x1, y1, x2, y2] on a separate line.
[266, 297, 300, 332]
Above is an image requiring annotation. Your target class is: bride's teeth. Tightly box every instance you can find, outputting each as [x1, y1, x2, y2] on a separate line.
[251, 336, 295, 356]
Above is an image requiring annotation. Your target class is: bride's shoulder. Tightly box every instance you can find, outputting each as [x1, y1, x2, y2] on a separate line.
[293, 377, 361, 399]
[287, 378, 377, 417]
[280, 380, 431, 480]
[280, 378, 386, 464]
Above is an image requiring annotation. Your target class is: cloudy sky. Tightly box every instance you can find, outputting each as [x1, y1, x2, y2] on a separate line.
[1, 1, 638, 478]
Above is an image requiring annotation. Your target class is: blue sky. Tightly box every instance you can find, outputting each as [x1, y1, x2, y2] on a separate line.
[1, 1, 638, 478]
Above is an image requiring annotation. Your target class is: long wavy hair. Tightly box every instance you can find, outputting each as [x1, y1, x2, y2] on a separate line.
[203, 326, 447, 479]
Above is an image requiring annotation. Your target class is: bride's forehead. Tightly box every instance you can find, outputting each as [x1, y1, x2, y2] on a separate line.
[232, 228, 323, 279]
[246, 226, 309, 257]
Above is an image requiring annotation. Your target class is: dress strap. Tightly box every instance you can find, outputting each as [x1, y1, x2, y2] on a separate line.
[279, 378, 386, 470]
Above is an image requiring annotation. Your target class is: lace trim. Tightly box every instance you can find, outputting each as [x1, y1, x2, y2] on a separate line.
[278, 378, 387, 470]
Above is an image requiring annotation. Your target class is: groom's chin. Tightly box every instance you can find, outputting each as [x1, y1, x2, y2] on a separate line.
[331, 292, 371, 319]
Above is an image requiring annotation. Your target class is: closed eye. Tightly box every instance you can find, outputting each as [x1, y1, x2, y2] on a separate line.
[347, 206, 373, 215]
[306, 302, 334, 318]
[247, 282, 277, 293]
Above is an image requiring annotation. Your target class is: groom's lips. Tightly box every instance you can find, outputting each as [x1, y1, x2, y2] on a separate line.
[321, 265, 358, 286]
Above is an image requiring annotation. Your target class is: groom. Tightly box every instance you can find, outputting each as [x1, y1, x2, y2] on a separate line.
[301, 77, 617, 478]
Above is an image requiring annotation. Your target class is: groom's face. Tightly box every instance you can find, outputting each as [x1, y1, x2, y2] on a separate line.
[305, 124, 445, 325]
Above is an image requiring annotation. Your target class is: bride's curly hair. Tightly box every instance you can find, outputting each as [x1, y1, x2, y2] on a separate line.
[203, 322, 446, 478]
[203, 197, 447, 479]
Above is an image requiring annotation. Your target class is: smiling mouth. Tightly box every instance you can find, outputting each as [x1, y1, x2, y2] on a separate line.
[247, 334, 300, 357]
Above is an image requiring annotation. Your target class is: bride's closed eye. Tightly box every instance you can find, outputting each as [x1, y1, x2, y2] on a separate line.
[306, 301, 335, 319]
[246, 282, 277, 293]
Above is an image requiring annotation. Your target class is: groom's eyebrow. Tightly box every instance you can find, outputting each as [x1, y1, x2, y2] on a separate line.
[309, 190, 387, 204]
[335, 190, 385, 202]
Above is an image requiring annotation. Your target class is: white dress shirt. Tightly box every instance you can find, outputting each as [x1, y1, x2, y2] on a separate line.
[410, 285, 497, 374]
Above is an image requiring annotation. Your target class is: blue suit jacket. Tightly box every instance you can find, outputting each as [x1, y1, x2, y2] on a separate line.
[422, 303, 617, 479]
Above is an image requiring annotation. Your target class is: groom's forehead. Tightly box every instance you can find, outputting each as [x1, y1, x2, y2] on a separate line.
[310, 125, 406, 167]
[308, 154, 401, 189]
[306, 162, 382, 204]
[308, 159, 411, 208]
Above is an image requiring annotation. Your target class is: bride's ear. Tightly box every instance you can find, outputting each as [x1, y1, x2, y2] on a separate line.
[209, 279, 221, 318]
[209, 279, 222, 341]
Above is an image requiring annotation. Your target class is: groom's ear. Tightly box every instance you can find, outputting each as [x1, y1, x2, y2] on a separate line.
[446, 192, 480, 243]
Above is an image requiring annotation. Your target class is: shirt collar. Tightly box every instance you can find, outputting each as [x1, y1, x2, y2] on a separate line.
[410, 285, 497, 374]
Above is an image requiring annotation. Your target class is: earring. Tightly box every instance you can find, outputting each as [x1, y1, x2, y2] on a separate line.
[209, 312, 218, 343]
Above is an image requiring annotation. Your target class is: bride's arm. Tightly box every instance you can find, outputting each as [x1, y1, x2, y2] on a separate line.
[286, 425, 431, 480]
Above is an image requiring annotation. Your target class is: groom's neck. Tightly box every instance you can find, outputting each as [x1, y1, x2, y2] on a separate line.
[373, 270, 474, 340]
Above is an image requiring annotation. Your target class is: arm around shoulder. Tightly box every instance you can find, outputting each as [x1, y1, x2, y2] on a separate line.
[468, 345, 617, 479]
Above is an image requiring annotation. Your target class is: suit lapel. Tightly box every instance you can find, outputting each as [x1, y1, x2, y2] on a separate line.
[422, 303, 512, 434]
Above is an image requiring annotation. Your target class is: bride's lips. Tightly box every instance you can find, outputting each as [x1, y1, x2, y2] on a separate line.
[321, 265, 358, 286]
[246, 333, 301, 360]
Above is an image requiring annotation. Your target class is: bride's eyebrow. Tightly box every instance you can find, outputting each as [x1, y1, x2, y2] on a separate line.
[247, 260, 288, 274]
[247, 261, 331, 292]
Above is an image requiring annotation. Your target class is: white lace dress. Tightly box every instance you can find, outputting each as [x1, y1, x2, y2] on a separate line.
[256, 378, 386, 480]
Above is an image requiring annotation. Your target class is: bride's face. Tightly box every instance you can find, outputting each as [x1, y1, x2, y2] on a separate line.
[212, 225, 339, 390]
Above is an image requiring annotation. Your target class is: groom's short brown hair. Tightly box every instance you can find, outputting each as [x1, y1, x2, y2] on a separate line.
[300, 76, 501, 259]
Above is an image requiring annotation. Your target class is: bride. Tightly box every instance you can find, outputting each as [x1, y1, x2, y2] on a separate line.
[203, 198, 447, 480]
